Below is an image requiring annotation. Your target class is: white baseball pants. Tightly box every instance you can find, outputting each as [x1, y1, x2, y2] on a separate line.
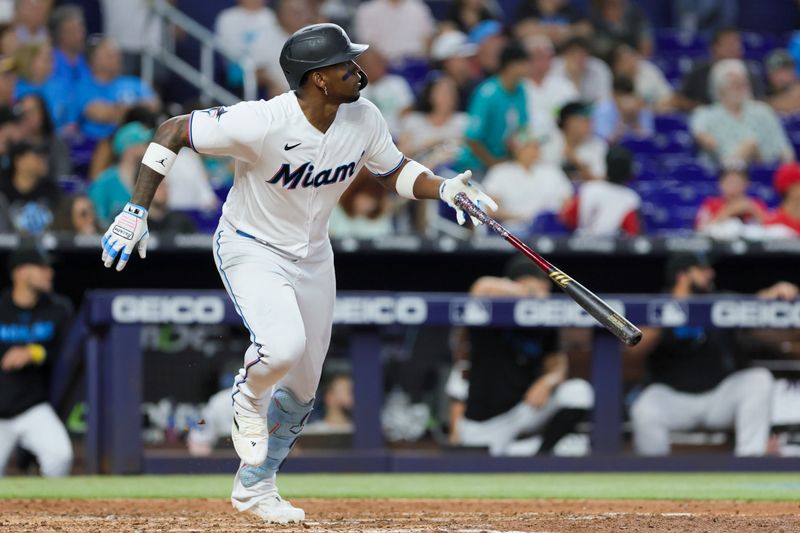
[0, 402, 73, 477]
[458, 378, 594, 456]
[631, 367, 774, 456]
[213, 219, 335, 510]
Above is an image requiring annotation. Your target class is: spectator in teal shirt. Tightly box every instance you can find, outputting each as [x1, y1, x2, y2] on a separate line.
[88, 121, 152, 224]
[456, 41, 530, 174]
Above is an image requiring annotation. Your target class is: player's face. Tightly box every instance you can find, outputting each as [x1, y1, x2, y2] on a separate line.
[16, 264, 53, 294]
[324, 61, 365, 103]
[687, 266, 715, 294]
[720, 171, 748, 199]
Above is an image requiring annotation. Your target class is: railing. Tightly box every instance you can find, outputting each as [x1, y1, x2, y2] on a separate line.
[142, 0, 257, 105]
[69, 290, 800, 474]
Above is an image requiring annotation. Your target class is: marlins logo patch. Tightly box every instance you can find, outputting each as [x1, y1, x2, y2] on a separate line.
[199, 106, 228, 122]
[549, 271, 572, 288]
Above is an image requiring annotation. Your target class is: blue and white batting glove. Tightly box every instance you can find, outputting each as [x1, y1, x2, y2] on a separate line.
[101, 202, 150, 271]
[439, 170, 498, 225]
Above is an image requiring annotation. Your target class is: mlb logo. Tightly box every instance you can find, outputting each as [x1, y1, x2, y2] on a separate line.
[647, 300, 689, 327]
[450, 299, 492, 326]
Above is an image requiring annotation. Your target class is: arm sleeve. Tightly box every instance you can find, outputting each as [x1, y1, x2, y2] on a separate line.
[560, 197, 579, 229]
[695, 200, 712, 229]
[761, 107, 793, 160]
[689, 106, 709, 135]
[621, 210, 641, 235]
[188, 101, 268, 164]
[364, 102, 404, 176]
[592, 101, 615, 141]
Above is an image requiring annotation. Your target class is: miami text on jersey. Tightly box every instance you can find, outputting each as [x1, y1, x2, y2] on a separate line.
[267, 153, 364, 190]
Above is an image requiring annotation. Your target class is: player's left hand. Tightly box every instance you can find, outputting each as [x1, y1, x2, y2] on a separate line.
[101, 202, 150, 271]
[1, 346, 33, 371]
[524, 379, 553, 408]
[439, 170, 498, 226]
[759, 281, 799, 301]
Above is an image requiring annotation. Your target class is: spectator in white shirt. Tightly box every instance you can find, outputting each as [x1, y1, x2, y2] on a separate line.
[257, 0, 316, 96]
[214, 0, 278, 88]
[550, 36, 611, 104]
[354, 0, 434, 63]
[543, 101, 607, 181]
[593, 76, 654, 144]
[398, 74, 468, 169]
[483, 135, 573, 231]
[359, 48, 414, 137]
[690, 59, 794, 165]
[99, 0, 163, 75]
[611, 42, 674, 112]
[522, 35, 578, 149]
[560, 145, 641, 236]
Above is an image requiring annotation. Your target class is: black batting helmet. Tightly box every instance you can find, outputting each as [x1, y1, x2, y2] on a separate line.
[280, 23, 369, 91]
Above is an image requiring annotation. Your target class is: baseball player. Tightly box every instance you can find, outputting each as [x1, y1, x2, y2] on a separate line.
[100, 23, 496, 523]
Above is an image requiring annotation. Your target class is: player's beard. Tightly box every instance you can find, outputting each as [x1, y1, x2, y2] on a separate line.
[689, 280, 715, 294]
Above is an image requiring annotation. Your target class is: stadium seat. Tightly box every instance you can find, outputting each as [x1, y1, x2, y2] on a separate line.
[781, 114, 800, 133]
[654, 30, 708, 57]
[528, 212, 570, 236]
[179, 208, 223, 234]
[666, 162, 717, 182]
[57, 175, 87, 195]
[654, 114, 689, 134]
[750, 182, 780, 208]
[741, 31, 778, 60]
[389, 59, 431, 93]
[748, 164, 779, 186]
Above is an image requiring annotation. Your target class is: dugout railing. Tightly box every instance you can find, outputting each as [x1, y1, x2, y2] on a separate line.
[63, 290, 800, 474]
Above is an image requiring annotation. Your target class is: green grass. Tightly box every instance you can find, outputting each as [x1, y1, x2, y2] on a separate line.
[1, 473, 799, 501]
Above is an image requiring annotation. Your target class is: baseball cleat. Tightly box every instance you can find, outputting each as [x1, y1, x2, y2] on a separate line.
[246, 495, 305, 523]
[231, 403, 268, 465]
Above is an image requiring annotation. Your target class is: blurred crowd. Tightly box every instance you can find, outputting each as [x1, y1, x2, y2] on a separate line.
[1, 0, 800, 240]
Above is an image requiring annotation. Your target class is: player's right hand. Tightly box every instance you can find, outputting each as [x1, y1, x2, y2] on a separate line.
[101, 202, 150, 271]
[439, 170, 498, 226]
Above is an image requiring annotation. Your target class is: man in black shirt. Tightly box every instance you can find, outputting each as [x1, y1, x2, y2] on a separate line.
[629, 252, 797, 456]
[0, 247, 73, 476]
[449, 256, 593, 456]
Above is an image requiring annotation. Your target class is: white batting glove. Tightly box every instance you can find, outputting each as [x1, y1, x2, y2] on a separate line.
[101, 202, 150, 271]
[439, 170, 498, 225]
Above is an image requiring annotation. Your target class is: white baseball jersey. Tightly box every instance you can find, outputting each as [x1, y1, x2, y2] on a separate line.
[188, 93, 405, 259]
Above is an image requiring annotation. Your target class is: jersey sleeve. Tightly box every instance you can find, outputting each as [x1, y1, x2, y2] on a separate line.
[363, 101, 404, 176]
[188, 101, 268, 164]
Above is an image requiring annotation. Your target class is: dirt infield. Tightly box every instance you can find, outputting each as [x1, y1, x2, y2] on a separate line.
[1, 498, 799, 533]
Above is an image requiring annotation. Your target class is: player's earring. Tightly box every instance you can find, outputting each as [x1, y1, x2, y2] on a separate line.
[323, 86, 328, 96]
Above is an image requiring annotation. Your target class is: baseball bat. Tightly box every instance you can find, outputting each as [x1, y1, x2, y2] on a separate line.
[454, 192, 643, 346]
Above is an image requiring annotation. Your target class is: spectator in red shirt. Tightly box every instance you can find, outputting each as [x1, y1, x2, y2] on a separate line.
[560, 145, 640, 236]
[764, 162, 800, 236]
[695, 164, 768, 233]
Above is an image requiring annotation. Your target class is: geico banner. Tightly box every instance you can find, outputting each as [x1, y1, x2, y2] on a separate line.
[514, 299, 626, 327]
[711, 300, 800, 328]
[112, 295, 226, 324]
[334, 296, 428, 325]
